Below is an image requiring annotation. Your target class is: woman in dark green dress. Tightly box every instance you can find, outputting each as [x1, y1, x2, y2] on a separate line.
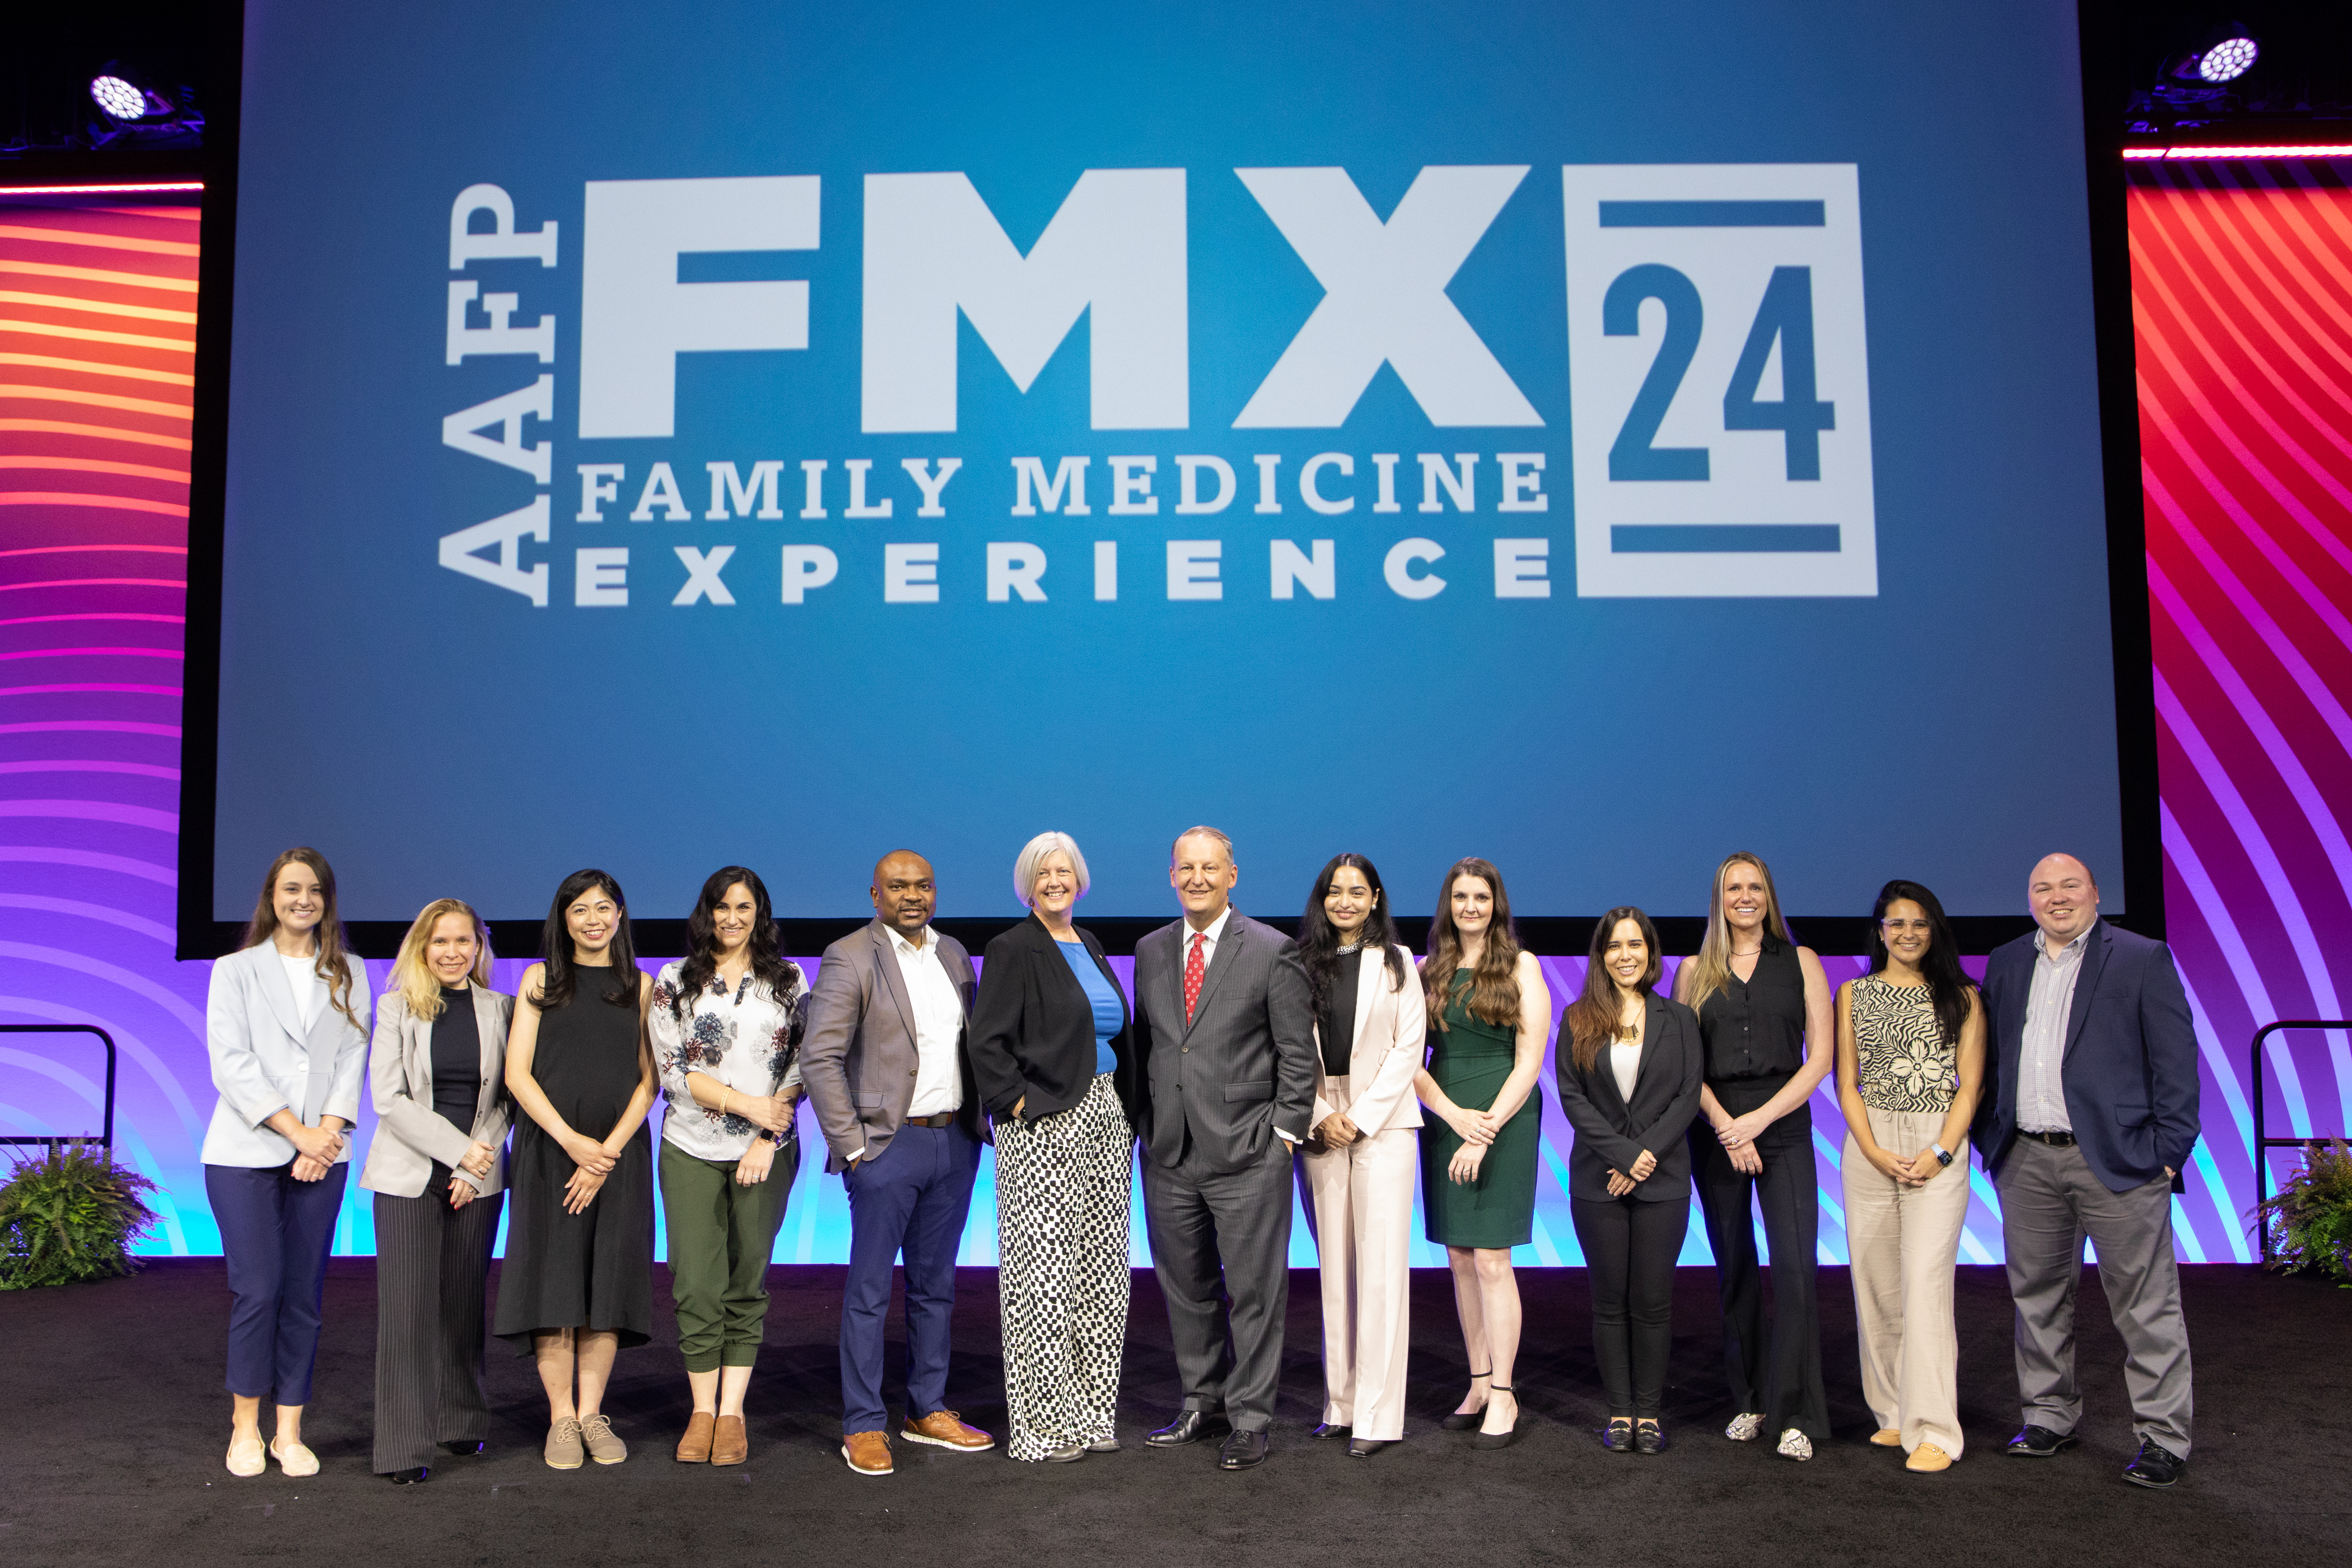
[1416, 857, 1551, 1449]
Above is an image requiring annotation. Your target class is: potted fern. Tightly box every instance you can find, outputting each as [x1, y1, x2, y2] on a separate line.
[0, 1144, 159, 1289]
[2255, 1139, 2352, 1285]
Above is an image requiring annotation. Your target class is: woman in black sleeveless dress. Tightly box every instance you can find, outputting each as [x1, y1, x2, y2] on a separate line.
[494, 869, 656, 1470]
[1672, 853, 1834, 1460]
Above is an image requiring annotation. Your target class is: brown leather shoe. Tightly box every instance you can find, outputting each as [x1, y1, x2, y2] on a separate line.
[676, 1411, 715, 1463]
[711, 1415, 748, 1466]
[842, 1430, 893, 1476]
[901, 1410, 994, 1451]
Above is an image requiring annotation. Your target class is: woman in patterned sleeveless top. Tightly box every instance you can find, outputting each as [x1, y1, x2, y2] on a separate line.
[1834, 879, 1985, 1474]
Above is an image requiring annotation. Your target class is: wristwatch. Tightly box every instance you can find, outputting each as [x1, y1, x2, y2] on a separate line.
[1929, 1143, 1953, 1166]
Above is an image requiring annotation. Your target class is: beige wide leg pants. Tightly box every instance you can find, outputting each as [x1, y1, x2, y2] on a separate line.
[1842, 1106, 1971, 1458]
[1304, 1121, 1416, 1441]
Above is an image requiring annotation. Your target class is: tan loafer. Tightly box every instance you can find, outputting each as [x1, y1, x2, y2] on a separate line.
[711, 1415, 748, 1467]
[1906, 1441, 1954, 1473]
[269, 1438, 319, 1478]
[842, 1430, 893, 1476]
[580, 1413, 627, 1465]
[226, 1434, 266, 1478]
[1870, 1427, 1903, 1448]
[544, 1417, 584, 1470]
[901, 1410, 993, 1451]
[675, 1412, 715, 1463]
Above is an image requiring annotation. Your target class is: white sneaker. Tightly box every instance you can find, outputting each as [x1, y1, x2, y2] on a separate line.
[1724, 1412, 1764, 1441]
[1777, 1428, 1814, 1461]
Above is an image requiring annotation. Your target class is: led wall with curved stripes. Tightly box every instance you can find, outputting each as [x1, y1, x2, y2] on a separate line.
[2, 181, 2343, 1269]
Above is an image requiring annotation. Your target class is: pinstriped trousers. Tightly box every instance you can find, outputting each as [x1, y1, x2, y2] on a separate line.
[372, 1169, 502, 1473]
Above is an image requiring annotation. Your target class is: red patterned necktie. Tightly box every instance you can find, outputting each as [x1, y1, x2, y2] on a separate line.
[1183, 931, 1206, 1023]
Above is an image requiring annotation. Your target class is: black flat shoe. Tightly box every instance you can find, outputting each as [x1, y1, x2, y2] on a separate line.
[1471, 1387, 1521, 1449]
[1439, 1371, 1493, 1431]
[2123, 1441, 2186, 1488]
[438, 1441, 484, 1456]
[1147, 1410, 1219, 1448]
[1219, 1429, 1268, 1469]
[384, 1467, 430, 1484]
[1601, 1418, 1635, 1453]
[1635, 1420, 1668, 1456]
[1310, 1422, 1351, 1441]
[2006, 1425, 2079, 1458]
[1347, 1438, 1393, 1459]
[1043, 1444, 1088, 1463]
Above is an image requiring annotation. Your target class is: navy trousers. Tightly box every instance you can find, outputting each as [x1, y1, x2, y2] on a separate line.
[206, 1161, 347, 1404]
[839, 1122, 980, 1436]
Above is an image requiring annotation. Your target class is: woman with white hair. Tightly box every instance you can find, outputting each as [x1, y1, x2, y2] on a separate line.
[967, 831, 1138, 1462]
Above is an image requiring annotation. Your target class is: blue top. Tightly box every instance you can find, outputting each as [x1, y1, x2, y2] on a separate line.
[1056, 939, 1123, 1076]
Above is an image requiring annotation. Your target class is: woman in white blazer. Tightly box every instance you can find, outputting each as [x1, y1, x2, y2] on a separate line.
[203, 847, 371, 1480]
[1291, 853, 1427, 1458]
[358, 899, 515, 1483]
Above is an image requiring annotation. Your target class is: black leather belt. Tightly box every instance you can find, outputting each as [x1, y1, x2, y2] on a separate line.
[903, 1112, 956, 1128]
[2019, 1128, 2076, 1147]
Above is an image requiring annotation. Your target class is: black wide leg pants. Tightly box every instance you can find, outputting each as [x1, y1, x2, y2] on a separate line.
[372, 1169, 502, 1473]
[1690, 1112, 1829, 1442]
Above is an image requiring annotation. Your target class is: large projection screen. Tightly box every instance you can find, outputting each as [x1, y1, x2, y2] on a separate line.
[198, 1, 2129, 931]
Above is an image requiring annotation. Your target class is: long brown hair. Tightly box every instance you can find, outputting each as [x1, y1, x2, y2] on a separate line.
[1566, 906, 1662, 1073]
[240, 846, 362, 1032]
[1681, 851, 1793, 1016]
[1422, 857, 1522, 1031]
[390, 898, 494, 1021]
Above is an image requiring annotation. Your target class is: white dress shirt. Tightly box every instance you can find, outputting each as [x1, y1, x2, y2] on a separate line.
[1178, 904, 1234, 985]
[886, 923, 965, 1117]
[2018, 921, 2093, 1133]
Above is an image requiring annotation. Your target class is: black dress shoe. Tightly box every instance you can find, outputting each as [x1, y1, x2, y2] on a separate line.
[1346, 1438, 1392, 1459]
[1471, 1388, 1521, 1450]
[1147, 1410, 1218, 1447]
[1601, 1419, 1635, 1453]
[2123, 1441, 2187, 1488]
[1310, 1422, 1351, 1441]
[1219, 1429, 1268, 1469]
[384, 1467, 430, 1484]
[2006, 1425, 2080, 1458]
[438, 1441, 484, 1456]
[1635, 1421, 1668, 1456]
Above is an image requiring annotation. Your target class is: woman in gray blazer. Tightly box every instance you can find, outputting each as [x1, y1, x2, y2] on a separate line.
[203, 847, 372, 1480]
[359, 899, 515, 1483]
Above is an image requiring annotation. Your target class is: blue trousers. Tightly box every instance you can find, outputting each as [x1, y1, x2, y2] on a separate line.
[206, 1161, 347, 1404]
[839, 1122, 979, 1436]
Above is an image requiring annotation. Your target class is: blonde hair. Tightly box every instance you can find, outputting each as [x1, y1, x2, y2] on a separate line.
[390, 898, 494, 1020]
[1013, 832, 1091, 908]
[1680, 852, 1792, 1016]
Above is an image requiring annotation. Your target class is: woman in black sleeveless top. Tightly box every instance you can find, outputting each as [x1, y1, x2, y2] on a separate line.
[1672, 853, 1833, 1459]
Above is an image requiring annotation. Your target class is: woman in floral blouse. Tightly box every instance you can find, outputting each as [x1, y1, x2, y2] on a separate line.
[648, 866, 809, 1467]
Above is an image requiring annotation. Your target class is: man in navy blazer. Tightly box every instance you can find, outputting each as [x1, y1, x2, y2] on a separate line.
[1975, 853, 2199, 1488]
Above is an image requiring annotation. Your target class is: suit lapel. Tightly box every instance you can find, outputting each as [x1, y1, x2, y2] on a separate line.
[871, 922, 917, 1039]
[1346, 946, 1382, 1067]
[1183, 916, 1240, 1038]
[1625, 995, 1665, 1108]
[471, 986, 502, 1125]
[253, 945, 306, 1043]
[2061, 922, 2110, 1058]
[1150, 928, 1186, 1037]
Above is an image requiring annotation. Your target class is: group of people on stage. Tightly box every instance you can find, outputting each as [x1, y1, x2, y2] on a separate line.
[199, 832, 2201, 1491]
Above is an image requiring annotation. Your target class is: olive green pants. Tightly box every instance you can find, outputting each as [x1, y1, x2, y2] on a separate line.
[660, 1137, 797, 1372]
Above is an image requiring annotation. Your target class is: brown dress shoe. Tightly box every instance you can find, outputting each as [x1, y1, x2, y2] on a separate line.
[711, 1415, 748, 1466]
[676, 1411, 715, 1463]
[901, 1410, 994, 1451]
[842, 1430, 893, 1476]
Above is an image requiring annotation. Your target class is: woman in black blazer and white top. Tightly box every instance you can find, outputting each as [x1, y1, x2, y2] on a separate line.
[358, 899, 514, 1483]
[967, 832, 1137, 1463]
[1555, 907, 1704, 1455]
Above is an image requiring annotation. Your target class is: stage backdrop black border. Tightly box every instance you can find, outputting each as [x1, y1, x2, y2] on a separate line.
[162, 0, 2158, 960]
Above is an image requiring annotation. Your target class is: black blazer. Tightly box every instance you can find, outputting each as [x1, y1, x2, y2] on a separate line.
[968, 912, 1139, 1128]
[1553, 993, 1705, 1203]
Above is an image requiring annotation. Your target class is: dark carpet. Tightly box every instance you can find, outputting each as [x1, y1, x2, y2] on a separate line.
[1, 1261, 2344, 1567]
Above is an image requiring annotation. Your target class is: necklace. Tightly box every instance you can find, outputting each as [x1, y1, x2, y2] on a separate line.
[1334, 940, 1362, 955]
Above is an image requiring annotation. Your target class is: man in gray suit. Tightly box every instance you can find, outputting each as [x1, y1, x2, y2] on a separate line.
[801, 850, 994, 1477]
[1135, 827, 1318, 1469]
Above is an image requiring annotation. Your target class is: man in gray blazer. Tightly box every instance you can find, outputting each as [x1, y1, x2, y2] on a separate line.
[800, 850, 993, 1477]
[1976, 853, 2200, 1488]
[1134, 827, 1317, 1469]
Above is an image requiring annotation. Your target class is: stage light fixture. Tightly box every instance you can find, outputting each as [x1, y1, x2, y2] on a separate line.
[2195, 33, 2258, 83]
[87, 75, 151, 122]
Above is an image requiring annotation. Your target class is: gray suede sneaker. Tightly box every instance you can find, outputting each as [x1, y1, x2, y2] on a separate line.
[545, 1418, 584, 1470]
[581, 1413, 628, 1465]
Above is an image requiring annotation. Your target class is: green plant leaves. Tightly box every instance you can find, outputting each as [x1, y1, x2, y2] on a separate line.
[0, 1144, 159, 1290]
[2253, 1138, 2352, 1286]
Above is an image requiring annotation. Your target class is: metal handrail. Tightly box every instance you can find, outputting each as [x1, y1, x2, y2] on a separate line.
[2250, 1018, 2352, 1262]
[0, 1024, 117, 1151]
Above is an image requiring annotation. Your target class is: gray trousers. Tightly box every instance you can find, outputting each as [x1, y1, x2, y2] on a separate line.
[1997, 1137, 2193, 1457]
[371, 1173, 502, 1473]
[1142, 1133, 1293, 1431]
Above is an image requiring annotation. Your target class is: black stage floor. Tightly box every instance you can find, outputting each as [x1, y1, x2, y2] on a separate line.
[2, 1261, 2344, 1567]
